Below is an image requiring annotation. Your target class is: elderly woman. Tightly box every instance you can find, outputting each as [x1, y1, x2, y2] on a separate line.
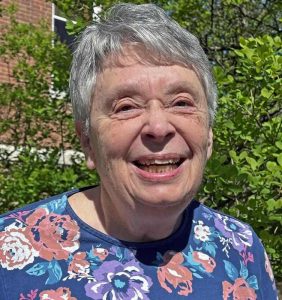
[0, 3, 277, 300]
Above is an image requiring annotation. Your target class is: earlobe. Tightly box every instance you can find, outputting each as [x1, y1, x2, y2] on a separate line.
[207, 128, 213, 159]
[75, 121, 89, 150]
[75, 121, 96, 170]
[86, 156, 96, 170]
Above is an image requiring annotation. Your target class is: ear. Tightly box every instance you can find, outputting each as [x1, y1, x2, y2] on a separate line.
[207, 128, 213, 160]
[75, 121, 96, 170]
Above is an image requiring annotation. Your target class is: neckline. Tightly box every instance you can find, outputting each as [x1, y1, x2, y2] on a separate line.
[65, 186, 198, 249]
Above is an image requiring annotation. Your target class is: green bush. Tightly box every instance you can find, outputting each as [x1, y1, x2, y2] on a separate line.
[199, 35, 282, 278]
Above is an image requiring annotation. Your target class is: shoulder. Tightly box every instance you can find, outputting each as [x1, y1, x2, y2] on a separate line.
[192, 202, 254, 242]
[0, 188, 83, 297]
[0, 191, 79, 271]
[0, 188, 79, 223]
[0, 188, 80, 269]
[192, 202, 269, 256]
[190, 201, 278, 299]
[194, 201, 252, 229]
[188, 202, 256, 261]
[193, 201, 253, 231]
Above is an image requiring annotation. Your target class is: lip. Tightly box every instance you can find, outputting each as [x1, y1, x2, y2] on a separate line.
[132, 153, 186, 161]
[130, 153, 186, 182]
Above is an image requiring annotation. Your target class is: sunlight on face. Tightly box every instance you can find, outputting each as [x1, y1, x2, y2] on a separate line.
[85, 50, 213, 210]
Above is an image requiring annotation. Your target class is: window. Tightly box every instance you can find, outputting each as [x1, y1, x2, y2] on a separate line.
[52, 4, 75, 50]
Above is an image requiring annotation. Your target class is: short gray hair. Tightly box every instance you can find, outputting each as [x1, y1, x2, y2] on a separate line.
[70, 3, 217, 131]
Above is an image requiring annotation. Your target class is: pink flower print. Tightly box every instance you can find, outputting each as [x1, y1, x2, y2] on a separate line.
[39, 287, 77, 300]
[93, 247, 109, 261]
[223, 278, 257, 300]
[68, 251, 90, 275]
[19, 289, 38, 300]
[0, 223, 38, 270]
[157, 251, 193, 296]
[192, 251, 216, 273]
[26, 208, 80, 261]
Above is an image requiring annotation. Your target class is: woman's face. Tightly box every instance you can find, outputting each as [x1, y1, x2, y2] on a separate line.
[82, 53, 213, 209]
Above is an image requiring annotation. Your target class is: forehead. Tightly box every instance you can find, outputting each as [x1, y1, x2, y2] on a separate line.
[95, 51, 205, 102]
[104, 43, 198, 72]
[99, 44, 205, 87]
[101, 44, 175, 69]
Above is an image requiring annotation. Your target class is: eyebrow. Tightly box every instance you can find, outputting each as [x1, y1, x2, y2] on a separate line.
[103, 80, 202, 104]
[102, 83, 145, 106]
[163, 81, 201, 101]
[109, 84, 141, 98]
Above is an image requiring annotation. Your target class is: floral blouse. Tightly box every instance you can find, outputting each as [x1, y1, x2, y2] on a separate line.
[0, 187, 278, 299]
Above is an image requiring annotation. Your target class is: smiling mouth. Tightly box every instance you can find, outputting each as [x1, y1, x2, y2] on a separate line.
[133, 158, 185, 173]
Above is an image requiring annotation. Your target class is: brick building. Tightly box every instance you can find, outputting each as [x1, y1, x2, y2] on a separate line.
[0, 0, 72, 83]
[0, 0, 53, 83]
[0, 0, 76, 157]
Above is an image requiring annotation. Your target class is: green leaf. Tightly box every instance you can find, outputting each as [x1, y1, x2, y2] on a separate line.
[234, 49, 244, 57]
[267, 199, 276, 211]
[266, 161, 277, 171]
[229, 150, 237, 159]
[246, 157, 257, 171]
[277, 154, 282, 167]
[261, 88, 272, 98]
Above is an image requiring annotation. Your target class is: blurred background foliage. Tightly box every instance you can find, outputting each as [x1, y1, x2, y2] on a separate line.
[0, 0, 281, 281]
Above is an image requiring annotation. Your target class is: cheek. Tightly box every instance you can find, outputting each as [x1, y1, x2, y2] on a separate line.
[178, 119, 209, 149]
[95, 119, 141, 158]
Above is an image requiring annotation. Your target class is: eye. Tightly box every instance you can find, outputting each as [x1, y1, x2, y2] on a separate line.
[114, 103, 137, 113]
[169, 97, 196, 114]
[173, 99, 194, 108]
[173, 100, 191, 107]
[111, 100, 143, 119]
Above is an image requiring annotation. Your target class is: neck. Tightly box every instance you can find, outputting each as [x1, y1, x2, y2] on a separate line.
[70, 186, 187, 243]
[96, 185, 186, 242]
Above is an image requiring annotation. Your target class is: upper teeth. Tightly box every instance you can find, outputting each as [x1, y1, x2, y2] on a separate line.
[137, 159, 180, 166]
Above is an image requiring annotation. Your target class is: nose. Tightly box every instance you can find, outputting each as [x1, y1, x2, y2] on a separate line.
[141, 105, 175, 144]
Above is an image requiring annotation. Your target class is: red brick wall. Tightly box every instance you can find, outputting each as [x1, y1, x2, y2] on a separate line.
[0, 0, 52, 83]
[0, 0, 52, 26]
[0, 1, 70, 148]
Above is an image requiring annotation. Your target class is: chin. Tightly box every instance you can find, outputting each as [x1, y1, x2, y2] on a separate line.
[135, 189, 192, 209]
